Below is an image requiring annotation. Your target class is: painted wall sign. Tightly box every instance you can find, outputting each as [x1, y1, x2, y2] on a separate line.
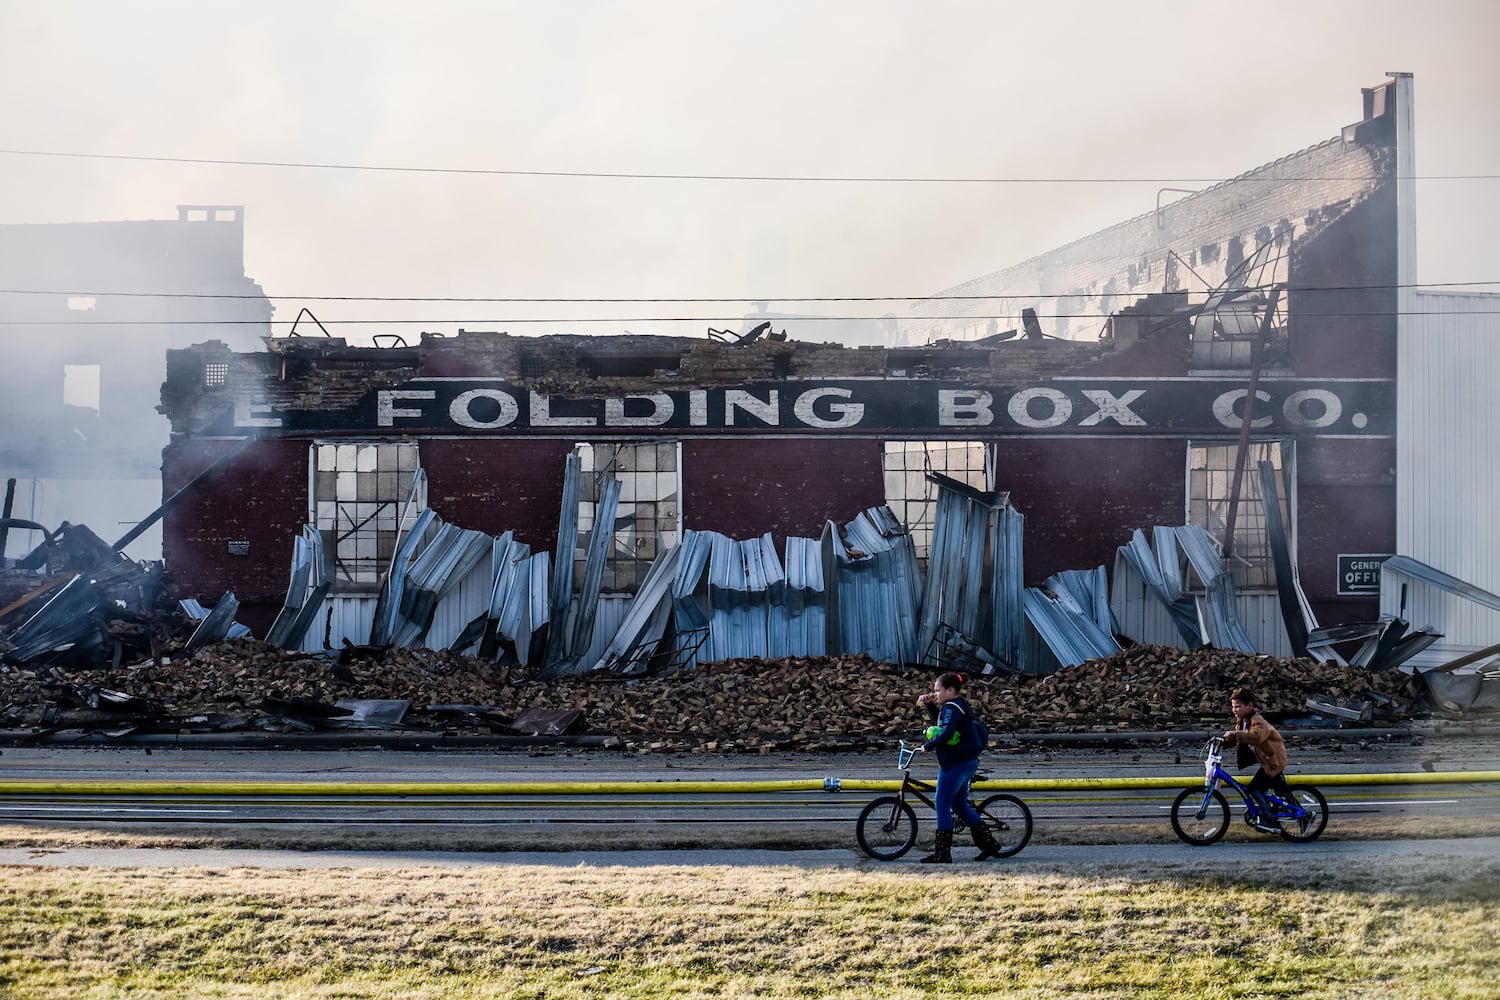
[1337, 553, 1392, 595]
[228, 377, 1395, 438]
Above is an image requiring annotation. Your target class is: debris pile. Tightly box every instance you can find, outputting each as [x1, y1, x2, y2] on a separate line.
[0, 639, 1429, 748]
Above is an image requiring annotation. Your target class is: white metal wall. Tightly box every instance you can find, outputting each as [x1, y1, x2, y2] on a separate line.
[1394, 290, 1500, 659]
[1110, 561, 1294, 658]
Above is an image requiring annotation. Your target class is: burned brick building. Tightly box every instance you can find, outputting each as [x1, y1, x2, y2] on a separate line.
[154, 75, 1497, 674]
[0, 205, 270, 561]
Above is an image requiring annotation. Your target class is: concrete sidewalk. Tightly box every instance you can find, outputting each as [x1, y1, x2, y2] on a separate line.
[4, 836, 1496, 870]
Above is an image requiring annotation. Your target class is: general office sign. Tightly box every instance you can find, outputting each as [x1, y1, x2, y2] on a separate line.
[234, 376, 1394, 438]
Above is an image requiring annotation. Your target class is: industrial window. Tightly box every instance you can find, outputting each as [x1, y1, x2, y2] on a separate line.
[203, 362, 228, 387]
[576, 442, 680, 594]
[1187, 441, 1290, 590]
[883, 441, 989, 562]
[312, 442, 422, 588]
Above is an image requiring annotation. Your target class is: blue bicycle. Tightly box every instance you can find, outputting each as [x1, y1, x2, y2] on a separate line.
[1171, 736, 1328, 845]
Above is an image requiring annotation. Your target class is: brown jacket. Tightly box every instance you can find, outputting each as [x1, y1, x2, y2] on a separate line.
[1224, 712, 1287, 778]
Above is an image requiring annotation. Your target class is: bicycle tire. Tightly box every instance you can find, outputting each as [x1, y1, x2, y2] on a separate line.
[856, 796, 919, 860]
[1277, 786, 1329, 843]
[1171, 788, 1230, 845]
[975, 793, 1033, 857]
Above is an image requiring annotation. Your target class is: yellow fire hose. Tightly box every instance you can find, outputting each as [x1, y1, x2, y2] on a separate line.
[0, 771, 1496, 798]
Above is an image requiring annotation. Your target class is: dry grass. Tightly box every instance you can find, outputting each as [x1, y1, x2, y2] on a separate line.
[1, 852, 1496, 999]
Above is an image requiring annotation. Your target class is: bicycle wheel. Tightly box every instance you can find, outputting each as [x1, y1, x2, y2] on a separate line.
[1171, 788, 1230, 845]
[856, 796, 919, 860]
[1277, 786, 1329, 843]
[975, 794, 1033, 857]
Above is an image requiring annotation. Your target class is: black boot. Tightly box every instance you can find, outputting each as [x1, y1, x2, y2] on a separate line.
[919, 829, 953, 864]
[971, 821, 1002, 861]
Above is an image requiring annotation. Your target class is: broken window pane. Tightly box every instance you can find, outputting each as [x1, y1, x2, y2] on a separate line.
[312, 441, 422, 587]
[1186, 440, 1289, 590]
[883, 441, 988, 562]
[574, 441, 681, 594]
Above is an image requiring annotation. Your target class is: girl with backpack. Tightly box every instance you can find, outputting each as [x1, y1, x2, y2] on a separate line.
[916, 672, 1001, 863]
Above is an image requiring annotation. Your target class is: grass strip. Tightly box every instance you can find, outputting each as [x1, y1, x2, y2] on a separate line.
[1, 852, 1495, 998]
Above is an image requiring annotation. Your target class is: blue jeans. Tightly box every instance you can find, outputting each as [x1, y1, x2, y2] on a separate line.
[934, 757, 983, 832]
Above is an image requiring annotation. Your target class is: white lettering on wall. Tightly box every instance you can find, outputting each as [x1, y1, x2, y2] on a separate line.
[725, 389, 779, 426]
[689, 390, 709, 427]
[1008, 387, 1072, 429]
[530, 393, 595, 427]
[450, 388, 519, 429]
[377, 389, 436, 426]
[1212, 389, 1274, 429]
[938, 390, 994, 426]
[793, 387, 865, 429]
[235, 395, 282, 428]
[1282, 389, 1342, 429]
[605, 393, 675, 427]
[1079, 388, 1147, 426]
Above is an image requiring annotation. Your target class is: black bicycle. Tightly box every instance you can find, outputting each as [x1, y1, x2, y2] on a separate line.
[855, 741, 1033, 860]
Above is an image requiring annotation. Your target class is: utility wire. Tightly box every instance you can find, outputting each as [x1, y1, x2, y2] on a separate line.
[1, 148, 1497, 184]
[5, 309, 1499, 326]
[1, 280, 1496, 304]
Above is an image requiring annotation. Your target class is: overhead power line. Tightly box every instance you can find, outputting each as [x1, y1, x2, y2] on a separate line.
[1, 148, 1497, 184]
[4, 309, 1498, 327]
[1, 280, 1496, 304]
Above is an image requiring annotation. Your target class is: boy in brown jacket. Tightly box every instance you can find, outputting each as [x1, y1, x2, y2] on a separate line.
[1221, 687, 1289, 833]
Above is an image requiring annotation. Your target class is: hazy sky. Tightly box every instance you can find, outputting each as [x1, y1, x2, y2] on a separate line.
[3, 0, 1497, 341]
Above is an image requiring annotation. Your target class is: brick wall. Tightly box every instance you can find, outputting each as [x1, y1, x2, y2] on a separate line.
[681, 438, 886, 543]
[991, 438, 1187, 584]
[161, 437, 310, 633]
[419, 438, 576, 550]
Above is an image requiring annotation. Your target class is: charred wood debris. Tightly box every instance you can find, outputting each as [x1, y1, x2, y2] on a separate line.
[0, 515, 1457, 751]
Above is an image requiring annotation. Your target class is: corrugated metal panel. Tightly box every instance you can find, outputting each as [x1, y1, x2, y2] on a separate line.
[569, 477, 620, 662]
[423, 554, 501, 651]
[1114, 528, 1202, 647]
[779, 535, 827, 657]
[1110, 557, 1293, 656]
[1397, 291, 1500, 657]
[300, 593, 377, 651]
[825, 508, 921, 663]
[917, 481, 996, 657]
[988, 504, 1025, 672]
[1022, 588, 1117, 667]
[590, 545, 682, 673]
[546, 452, 582, 668]
[576, 594, 635, 670]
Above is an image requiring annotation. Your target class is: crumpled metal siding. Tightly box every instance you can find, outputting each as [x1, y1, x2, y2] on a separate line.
[1114, 527, 1204, 648]
[1113, 525, 1258, 654]
[825, 508, 921, 664]
[183, 593, 247, 650]
[778, 535, 826, 657]
[267, 526, 327, 649]
[3, 575, 101, 664]
[702, 532, 778, 661]
[1023, 582, 1118, 668]
[988, 503, 1026, 672]
[545, 452, 582, 669]
[590, 544, 684, 673]
[568, 477, 621, 663]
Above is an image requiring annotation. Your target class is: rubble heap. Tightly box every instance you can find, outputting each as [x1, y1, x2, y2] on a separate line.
[0, 639, 1427, 748]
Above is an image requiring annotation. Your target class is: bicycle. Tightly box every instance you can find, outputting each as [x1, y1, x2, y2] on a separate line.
[855, 740, 1033, 860]
[1170, 736, 1329, 845]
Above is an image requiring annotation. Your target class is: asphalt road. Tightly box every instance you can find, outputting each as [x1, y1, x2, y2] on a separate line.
[2, 731, 1497, 843]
